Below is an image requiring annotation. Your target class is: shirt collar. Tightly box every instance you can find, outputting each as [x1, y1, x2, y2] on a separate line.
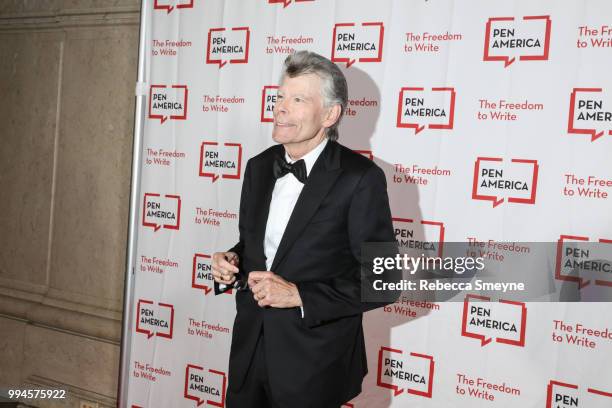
[284, 138, 328, 177]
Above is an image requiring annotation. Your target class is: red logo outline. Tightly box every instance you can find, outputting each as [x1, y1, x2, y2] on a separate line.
[472, 157, 539, 207]
[260, 85, 279, 123]
[568, 88, 612, 142]
[154, 0, 194, 14]
[546, 380, 612, 408]
[376, 346, 435, 398]
[555, 235, 612, 289]
[184, 364, 227, 407]
[148, 85, 188, 124]
[199, 142, 242, 182]
[136, 299, 175, 339]
[331, 22, 384, 68]
[483, 15, 552, 67]
[206, 27, 250, 68]
[461, 294, 527, 347]
[392, 217, 445, 258]
[268, 0, 314, 8]
[142, 193, 181, 231]
[396, 87, 456, 133]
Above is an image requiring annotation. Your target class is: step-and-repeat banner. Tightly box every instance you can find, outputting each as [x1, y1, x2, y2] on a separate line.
[125, 1, 612, 406]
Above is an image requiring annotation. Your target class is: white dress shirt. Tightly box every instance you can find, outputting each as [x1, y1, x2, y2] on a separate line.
[264, 138, 328, 317]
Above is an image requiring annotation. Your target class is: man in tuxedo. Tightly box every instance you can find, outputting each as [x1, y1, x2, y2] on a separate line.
[212, 51, 395, 408]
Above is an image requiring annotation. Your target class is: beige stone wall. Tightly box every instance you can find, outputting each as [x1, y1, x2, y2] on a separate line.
[0, 1, 140, 407]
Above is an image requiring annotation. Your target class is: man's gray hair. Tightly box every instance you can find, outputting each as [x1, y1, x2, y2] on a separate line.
[281, 50, 348, 142]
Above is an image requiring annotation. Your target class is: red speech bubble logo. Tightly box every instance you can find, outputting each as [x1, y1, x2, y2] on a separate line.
[268, 0, 314, 8]
[376, 346, 435, 398]
[331, 22, 384, 68]
[192, 253, 233, 296]
[260, 85, 278, 122]
[472, 157, 539, 207]
[136, 300, 174, 339]
[153, 0, 194, 13]
[148, 85, 188, 124]
[184, 364, 226, 407]
[199, 142, 242, 182]
[392, 217, 445, 258]
[142, 193, 181, 231]
[555, 235, 612, 289]
[396, 87, 456, 134]
[484, 15, 551, 67]
[206, 27, 250, 68]
[193, 253, 213, 295]
[547, 380, 612, 408]
[568, 88, 612, 142]
[461, 294, 527, 347]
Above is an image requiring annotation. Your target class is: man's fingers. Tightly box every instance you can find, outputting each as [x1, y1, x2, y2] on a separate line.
[248, 271, 274, 288]
[227, 253, 239, 265]
[218, 258, 239, 273]
[213, 272, 236, 286]
[212, 252, 239, 273]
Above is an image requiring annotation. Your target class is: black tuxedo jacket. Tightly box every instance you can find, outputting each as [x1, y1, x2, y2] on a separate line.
[216, 140, 395, 407]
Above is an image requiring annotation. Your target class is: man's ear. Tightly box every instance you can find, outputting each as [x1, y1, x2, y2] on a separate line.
[322, 104, 342, 128]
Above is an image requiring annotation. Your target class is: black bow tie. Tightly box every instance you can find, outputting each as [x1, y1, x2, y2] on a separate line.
[273, 155, 307, 183]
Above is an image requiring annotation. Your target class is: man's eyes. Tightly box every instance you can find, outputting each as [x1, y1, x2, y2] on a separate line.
[276, 95, 304, 102]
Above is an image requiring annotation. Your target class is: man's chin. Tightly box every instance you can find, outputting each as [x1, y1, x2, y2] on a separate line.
[272, 132, 294, 144]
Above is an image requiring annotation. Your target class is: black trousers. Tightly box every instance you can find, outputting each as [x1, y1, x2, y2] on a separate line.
[226, 329, 281, 408]
[226, 329, 347, 408]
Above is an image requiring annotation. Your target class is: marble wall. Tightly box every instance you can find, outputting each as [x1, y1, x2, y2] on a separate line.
[0, 1, 140, 406]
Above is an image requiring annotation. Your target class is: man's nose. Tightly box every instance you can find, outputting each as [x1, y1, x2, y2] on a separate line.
[274, 98, 288, 114]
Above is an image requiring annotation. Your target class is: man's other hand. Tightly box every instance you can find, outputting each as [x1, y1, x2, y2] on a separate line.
[212, 252, 239, 285]
[249, 271, 303, 308]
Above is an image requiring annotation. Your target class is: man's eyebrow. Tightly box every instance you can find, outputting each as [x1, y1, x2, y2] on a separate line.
[293, 93, 311, 100]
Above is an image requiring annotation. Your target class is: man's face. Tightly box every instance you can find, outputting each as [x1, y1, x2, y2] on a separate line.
[272, 73, 329, 146]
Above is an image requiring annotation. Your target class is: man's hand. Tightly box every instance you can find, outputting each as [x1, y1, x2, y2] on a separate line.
[212, 252, 239, 285]
[248, 271, 303, 308]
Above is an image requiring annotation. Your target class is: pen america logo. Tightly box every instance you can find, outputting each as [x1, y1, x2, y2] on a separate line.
[568, 88, 612, 142]
[206, 27, 250, 68]
[149, 85, 188, 124]
[331, 22, 384, 67]
[142, 193, 181, 231]
[199, 142, 242, 182]
[461, 294, 527, 347]
[484, 15, 552, 67]
[154, 0, 193, 13]
[377, 346, 434, 398]
[396, 87, 456, 134]
[393, 217, 445, 258]
[472, 157, 539, 207]
[184, 364, 226, 407]
[261, 85, 278, 122]
[555, 235, 612, 289]
[268, 0, 314, 7]
[547, 380, 612, 408]
[136, 299, 174, 339]
[192, 253, 232, 295]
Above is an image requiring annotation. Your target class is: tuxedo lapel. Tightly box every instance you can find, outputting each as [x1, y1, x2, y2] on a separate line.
[271, 141, 342, 272]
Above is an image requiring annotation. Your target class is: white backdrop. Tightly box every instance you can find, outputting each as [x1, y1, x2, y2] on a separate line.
[124, 1, 612, 407]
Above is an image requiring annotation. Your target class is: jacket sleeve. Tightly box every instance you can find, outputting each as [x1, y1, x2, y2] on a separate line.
[214, 159, 252, 295]
[296, 164, 399, 327]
